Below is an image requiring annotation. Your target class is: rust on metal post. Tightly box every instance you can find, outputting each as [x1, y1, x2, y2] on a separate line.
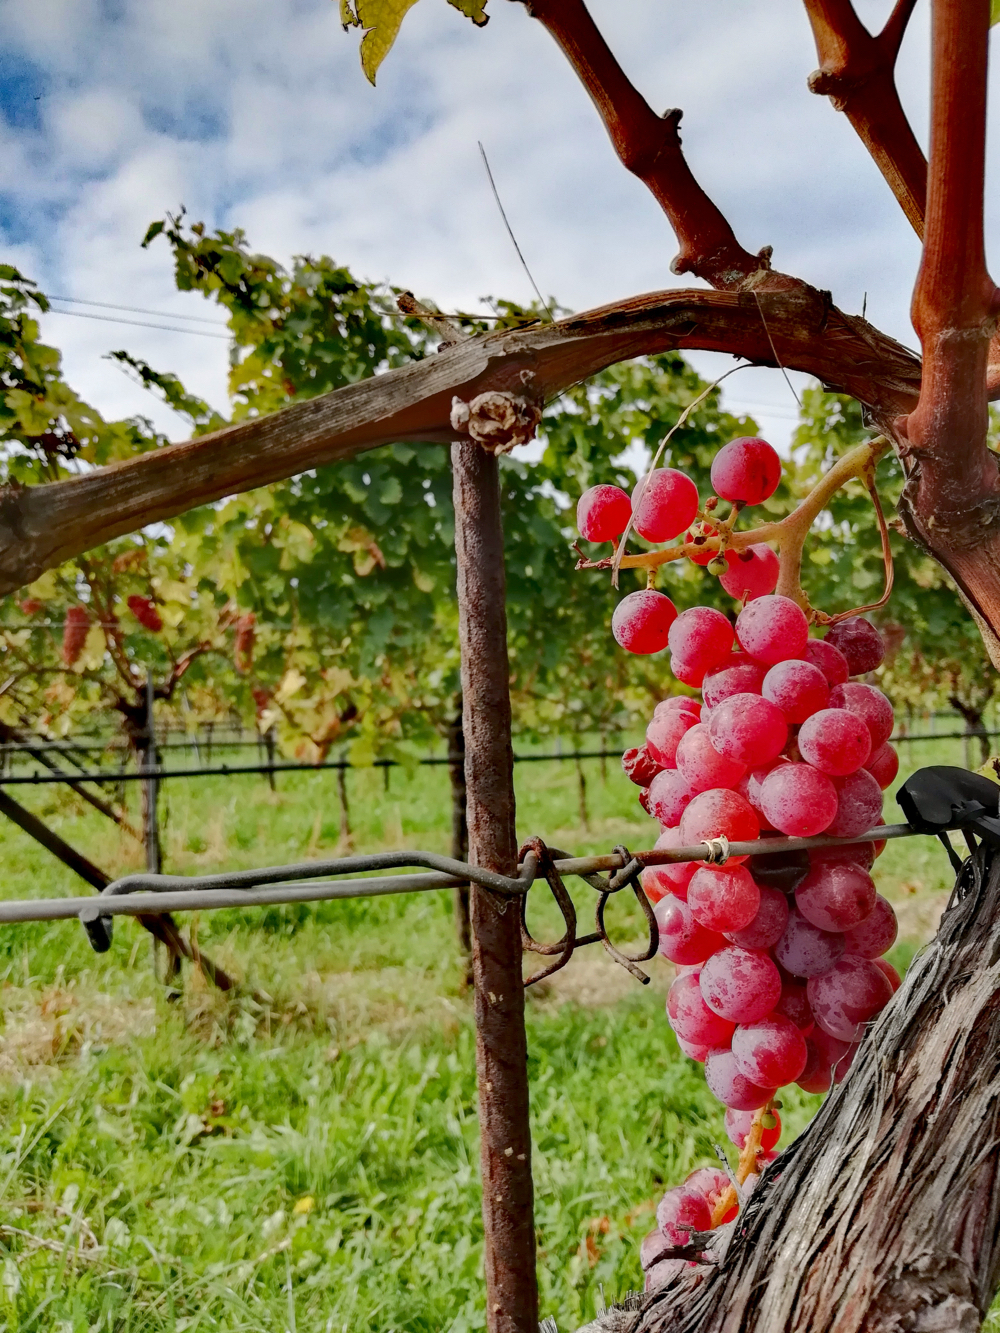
[451, 440, 538, 1333]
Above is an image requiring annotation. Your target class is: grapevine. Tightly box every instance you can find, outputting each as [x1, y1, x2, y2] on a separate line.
[575, 435, 901, 1286]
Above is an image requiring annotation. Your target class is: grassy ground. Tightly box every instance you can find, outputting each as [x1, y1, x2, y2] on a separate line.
[0, 732, 976, 1331]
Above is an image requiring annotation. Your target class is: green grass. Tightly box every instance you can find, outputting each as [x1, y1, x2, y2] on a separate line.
[0, 733, 977, 1330]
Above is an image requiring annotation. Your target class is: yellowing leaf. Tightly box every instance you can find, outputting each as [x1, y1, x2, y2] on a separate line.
[276, 668, 307, 703]
[355, 0, 421, 83]
[448, 0, 488, 25]
[26, 570, 58, 601]
[76, 624, 107, 673]
[992, 0, 1000, 26]
[977, 758, 1000, 784]
[413, 567, 435, 592]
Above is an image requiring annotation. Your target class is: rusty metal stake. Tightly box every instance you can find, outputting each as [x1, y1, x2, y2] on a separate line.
[452, 440, 538, 1333]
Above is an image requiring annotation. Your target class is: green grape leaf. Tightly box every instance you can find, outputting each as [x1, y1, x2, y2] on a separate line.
[993, 0, 1000, 25]
[448, 0, 488, 25]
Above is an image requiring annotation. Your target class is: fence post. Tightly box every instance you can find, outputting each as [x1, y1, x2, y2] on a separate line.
[142, 676, 161, 876]
[451, 440, 537, 1333]
[447, 699, 472, 979]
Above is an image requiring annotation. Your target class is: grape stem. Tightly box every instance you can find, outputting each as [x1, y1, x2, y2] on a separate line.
[710, 1100, 774, 1228]
[577, 435, 892, 617]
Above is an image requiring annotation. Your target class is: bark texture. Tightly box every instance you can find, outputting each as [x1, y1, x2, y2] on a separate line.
[599, 842, 1000, 1333]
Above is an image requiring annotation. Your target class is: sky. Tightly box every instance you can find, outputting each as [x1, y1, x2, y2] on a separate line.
[2, 0, 998, 454]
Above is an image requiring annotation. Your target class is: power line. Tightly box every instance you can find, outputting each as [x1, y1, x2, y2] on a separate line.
[43, 308, 230, 340]
[46, 295, 227, 327]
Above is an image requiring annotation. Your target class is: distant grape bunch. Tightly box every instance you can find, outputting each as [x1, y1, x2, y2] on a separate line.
[577, 437, 901, 1281]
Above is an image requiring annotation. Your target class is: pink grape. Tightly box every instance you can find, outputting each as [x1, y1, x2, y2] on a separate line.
[704, 1046, 776, 1110]
[684, 1167, 737, 1222]
[719, 545, 780, 601]
[732, 1015, 808, 1087]
[842, 894, 898, 958]
[671, 654, 710, 689]
[807, 955, 893, 1041]
[725, 885, 789, 949]
[702, 655, 766, 707]
[655, 1186, 711, 1244]
[759, 762, 838, 837]
[710, 436, 781, 505]
[811, 1026, 852, 1073]
[655, 896, 726, 965]
[810, 841, 875, 873]
[873, 958, 902, 993]
[646, 825, 699, 897]
[667, 972, 737, 1047]
[632, 469, 700, 543]
[805, 638, 850, 686]
[796, 1039, 833, 1094]
[773, 907, 845, 977]
[676, 724, 746, 794]
[679, 788, 760, 859]
[645, 1259, 688, 1293]
[762, 660, 829, 723]
[725, 1107, 781, 1151]
[668, 606, 734, 673]
[622, 745, 663, 788]
[687, 863, 761, 932]
[797, 708, 871, 776]
[827, 768, 883, 838]
[708, 693, 788, 766]
[825, 617, 885, 675]
[577, 484, 633, 542]
[646, 708, 699, 766]
[795, 861, 876, 932]
[829, 682, 894, 748]
[700, 946, 781, 1023]
[640, 1229, 673, 1271]
[647, 768, 697, 826]
[735, 595, 809, 665]
[613, 590, 678, 655]
[865, 742, 899, 790]
[773, 979, 813, 1032]
[655, 696, 702, 718]
[676, 1036, 710, 1062]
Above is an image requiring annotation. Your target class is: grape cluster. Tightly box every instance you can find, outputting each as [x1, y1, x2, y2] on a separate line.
[579, 439, 903, 1278]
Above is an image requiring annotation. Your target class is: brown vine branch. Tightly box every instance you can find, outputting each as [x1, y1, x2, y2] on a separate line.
[804, 0, 926, 236]
[518, 0, 770, 289]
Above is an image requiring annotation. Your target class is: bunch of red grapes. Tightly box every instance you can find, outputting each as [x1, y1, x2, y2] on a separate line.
[577, 438, 901, 1282]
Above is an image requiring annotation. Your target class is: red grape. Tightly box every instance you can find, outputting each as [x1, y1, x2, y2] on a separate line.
[671, 654, 712, 689]
[655, 696, 702, 718]
[632, 469, 700, 542]
[710, 437, 782, 505]
[676, 724, 746, 794]
[824, 617, 885, 675]
[700, 946, 782, 1023]
[708, 693, 788, 766]
[719, 544, 780, 601]
[797, 708, 871, 776]
[864, 742, 899, 790]
[684, 1167, 737, 1221]
[810, 842, 875, 873]
[667, 971, 737, 1047]
[761, 659, 829, 723]
[759, 762, 838, 837]
[704, 1046, 776, 1110]
[647, 768, 697, 826]
[676, 1036, 710, 1062]
[622, 745, 664, 788]
[646, 707, 699, 766]
[613, 590, 678, 654]
[725, 885, 789, 949]
[640, 1229, 673, 1270]
[796, 1039, 833, 1094]
[732, 1014, 808, 1087]
[807, 956, 893, 1041]
[725, 1106, 781, 1151]
[804, 638, 850, 686]
[668, 606, 734, 672]
[646, 825, 699, 897]
[810, 1026, 852, 1072]
[773, 978, 813, 1032]
[686, 521, 720, 565]
[873, 958, 902, 992]
[702, 655, 766, 707]
[735, 595, 809, 665]
[687, 864, 761, 932]
[679, 788, 760, 858]
[773, 907, 845, 977]
[827, 768, 883, 838]
[842, 894, 898, 958]
[831, 1041, 860, 1084]
[795, 861, 876, 932]
[828, 682, 894, 748]
[577, 484, 633, 542]
[655, 1186, 711, 1244]
[655, 896, 727, 965]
